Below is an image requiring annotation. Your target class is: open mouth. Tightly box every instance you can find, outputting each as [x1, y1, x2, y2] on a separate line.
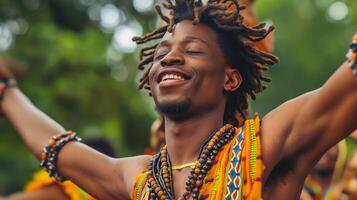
[157, 70, 191, 84]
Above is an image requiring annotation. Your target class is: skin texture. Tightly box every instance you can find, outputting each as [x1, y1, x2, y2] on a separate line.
[1, 20, 357, 199]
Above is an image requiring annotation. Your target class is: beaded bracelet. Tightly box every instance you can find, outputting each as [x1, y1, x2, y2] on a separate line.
[0, 79, 17, 100]
[346, 34, 357, 76]
[40, 131, 82, 182]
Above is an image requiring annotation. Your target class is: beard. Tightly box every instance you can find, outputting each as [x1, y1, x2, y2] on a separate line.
[155, 98, 192, 116]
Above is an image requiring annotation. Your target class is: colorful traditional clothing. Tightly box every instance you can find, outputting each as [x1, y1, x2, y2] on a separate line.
[301, 140, 348, 200]
[25, 170, 95, 200]
[131, 116, 264, 200]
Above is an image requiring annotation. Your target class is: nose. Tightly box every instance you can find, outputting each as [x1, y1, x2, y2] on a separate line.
[160, 49, 184, 67]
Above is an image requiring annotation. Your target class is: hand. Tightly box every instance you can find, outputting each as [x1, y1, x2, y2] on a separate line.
[0, 57, 20, 115]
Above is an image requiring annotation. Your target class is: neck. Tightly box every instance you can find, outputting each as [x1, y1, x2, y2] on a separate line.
[164, 107, 225, 166]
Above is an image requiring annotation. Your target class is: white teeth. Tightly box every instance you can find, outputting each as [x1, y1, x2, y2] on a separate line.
[161, 73, 185, 82]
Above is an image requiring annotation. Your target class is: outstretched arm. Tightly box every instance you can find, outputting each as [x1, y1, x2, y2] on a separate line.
[0, 63, 150, 199]
[2, 88, 130, 199]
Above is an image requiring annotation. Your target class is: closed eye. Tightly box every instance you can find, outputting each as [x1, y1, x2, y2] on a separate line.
[186, 50, 204, 55]
[154, 52, 168, 61]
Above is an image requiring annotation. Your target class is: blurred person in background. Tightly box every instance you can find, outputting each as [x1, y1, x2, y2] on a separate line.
[145, 117, 165, 155]
[327, 151, 357, 200]
[300, 131, 357, 200]
[0, 0, 357, 200]
[300, 141, 347, 200]
[239, 0, 274, 52]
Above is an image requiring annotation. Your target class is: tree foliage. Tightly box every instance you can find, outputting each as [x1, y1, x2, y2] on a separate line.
[0, 0, 158, 193]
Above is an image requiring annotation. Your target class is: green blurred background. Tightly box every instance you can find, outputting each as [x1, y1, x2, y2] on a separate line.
[0, 0, 356, 195]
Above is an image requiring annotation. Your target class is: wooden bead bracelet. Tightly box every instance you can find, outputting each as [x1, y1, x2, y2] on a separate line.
[40, 131, 82, 182]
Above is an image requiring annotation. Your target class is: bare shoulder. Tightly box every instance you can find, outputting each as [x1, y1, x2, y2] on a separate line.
[113, 155, 152, 198]
[260, 92, 319, 199]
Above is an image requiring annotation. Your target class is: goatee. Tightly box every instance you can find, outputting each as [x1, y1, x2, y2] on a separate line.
[155, 99, 191, 115]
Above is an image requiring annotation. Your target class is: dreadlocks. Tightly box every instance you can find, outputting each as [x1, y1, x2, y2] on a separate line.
[132, 0, 279, 126]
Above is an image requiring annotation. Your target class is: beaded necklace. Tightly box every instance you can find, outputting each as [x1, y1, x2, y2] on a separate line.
[147, 124, 236, 200]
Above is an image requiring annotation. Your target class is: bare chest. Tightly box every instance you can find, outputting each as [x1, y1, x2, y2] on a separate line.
[172, 170, 192, 199]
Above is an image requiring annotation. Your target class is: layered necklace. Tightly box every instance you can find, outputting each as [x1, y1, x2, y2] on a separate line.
[147, 124, 236, 200]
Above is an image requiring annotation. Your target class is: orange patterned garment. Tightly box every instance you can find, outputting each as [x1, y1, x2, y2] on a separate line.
[131, 116, 265, 200]
[25, 170, 95, 200]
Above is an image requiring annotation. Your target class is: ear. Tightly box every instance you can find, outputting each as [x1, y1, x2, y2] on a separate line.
[223, 68, 242, 92]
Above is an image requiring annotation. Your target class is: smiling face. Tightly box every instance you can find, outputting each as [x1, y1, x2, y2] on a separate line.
[133, 1, 278, 126]
[148, 20, 240, 120]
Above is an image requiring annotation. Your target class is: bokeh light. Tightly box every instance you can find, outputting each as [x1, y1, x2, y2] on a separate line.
[88, 4, 101, 21]
[328, 1, 349, 21]
[0, 24, 13, 52]
[106, 45, 123, 66]
[133, 0, 154, 13]
[111, 65, 129, 81]
[112, 20, 143, 53]
[6, 19, 29, 35]
[100, 4, 121, 31]
[113, 26, 137, 53]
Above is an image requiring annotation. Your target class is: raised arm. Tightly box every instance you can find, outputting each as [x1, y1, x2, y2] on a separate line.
[289, 62, 357, 162]
[0, 64, 149, 199]
[263, 60, 357, 171]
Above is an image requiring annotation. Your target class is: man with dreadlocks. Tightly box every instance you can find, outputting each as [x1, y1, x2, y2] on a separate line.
[0, 0, 356, 199]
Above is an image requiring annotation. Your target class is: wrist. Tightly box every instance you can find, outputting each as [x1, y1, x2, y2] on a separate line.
[1, 80, 19, 115]
[346, 33, 357, 76]
[0, 79, 17, 97]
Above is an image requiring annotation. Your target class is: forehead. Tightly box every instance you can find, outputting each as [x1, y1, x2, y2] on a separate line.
[159, 20, 219, 47]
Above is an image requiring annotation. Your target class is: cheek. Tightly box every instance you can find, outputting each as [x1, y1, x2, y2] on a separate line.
[147, 63, 162, 101]
[195, 66, 225, 96]
[203, 62, 225, 85]
[148, 64, 159, 85]
[203, 77, 224, 96]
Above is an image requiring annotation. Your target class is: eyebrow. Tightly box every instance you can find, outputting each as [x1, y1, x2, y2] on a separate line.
[156, 36, 210, 49]
[184, 36, 210, 47]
